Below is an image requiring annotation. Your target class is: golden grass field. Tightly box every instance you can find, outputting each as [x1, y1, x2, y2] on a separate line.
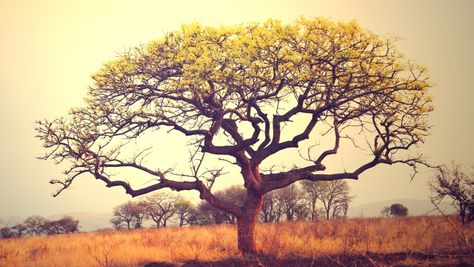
[0, 216, 472, 267]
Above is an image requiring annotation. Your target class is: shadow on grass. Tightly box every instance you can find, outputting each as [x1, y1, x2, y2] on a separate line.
[144, 251, 474, 267]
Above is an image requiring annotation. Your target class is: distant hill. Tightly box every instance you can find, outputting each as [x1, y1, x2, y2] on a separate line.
[348, 198, 456, 218]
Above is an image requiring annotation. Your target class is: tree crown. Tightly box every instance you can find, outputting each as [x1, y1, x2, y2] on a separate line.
[37, 18, 432, 215]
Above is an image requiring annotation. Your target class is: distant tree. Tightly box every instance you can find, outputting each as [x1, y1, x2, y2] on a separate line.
[333, 195, 351, 219]
[318, 180, 352, 219]
[174, 198, 195, 227]
[260, 191, 282, 223]
[381, 206, 391, 217]
[24, 215, 48, 236]
[261, 186, 310, 222]
[300, 180, 323, 221]
[111, 203, 133, 230]
[197, 201, 228, 225]
[145, 192, 178, 228]
[36, 18, 433, 255]
[216, 186, 246, 224]
[294, 202, 310, 221]
[110, 217, 126, 230]
[12, 223, 28, 237]
[193, 202, 217, 225]
[111, 201, 147, 230]
[1, 217, 78, 238]
[388, 203, 408, 217]
[275, 184, 306, 221]
[133, 201, 149, 228]
[185, 207, 201, 226]
[0, 227, 15, 239]
[196, 186, 246, 225]
[430, 163, 474, 224]
[56, 216, 80, 233]
[42, 220, 61, 235]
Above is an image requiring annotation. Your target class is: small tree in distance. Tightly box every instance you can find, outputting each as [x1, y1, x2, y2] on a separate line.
[300, 180, 322, 221]
[381, 203, 408, 217]
[174, 198, 195, 227]
[430, 163, 473, 224]
[36, 18, 433, 255]
[111, 202, 148, 230]
[1, 216, 79, 238]
[145, 192, 178, 228]
[389, 203, 409, 217]
[24, 216, 48, 236]
[381, 206, 391, 217]
[260, 191, 282, 223]
[319, 180, 352, 219]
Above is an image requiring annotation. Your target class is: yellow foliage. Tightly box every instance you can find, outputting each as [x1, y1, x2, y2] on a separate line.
[90, 17, 430, 100]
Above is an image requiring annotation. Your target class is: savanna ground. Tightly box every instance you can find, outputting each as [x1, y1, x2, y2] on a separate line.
[0, 216, 472, 267]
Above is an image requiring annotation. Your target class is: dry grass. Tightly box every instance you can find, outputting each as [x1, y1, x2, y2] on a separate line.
[0, 216, 472, 267]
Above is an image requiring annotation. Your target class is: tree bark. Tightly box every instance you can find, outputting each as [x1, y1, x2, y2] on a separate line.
[237, 191, 263, 256]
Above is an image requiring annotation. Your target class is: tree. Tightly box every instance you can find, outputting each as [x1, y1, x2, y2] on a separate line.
[274, 184, 306, 221]
[381, 206, 391, 217]
[42, 220, 62, 235]
[318, 180, 352, 219]
[216, 186, 246, 224]
[387, 203, 408, 217]
[111, 201, 147, 230]
[195, 186, 246, 225]
[300, 180, 323, 220]
[12, 223, 28, 237]
[197, 201, 227, 225]
[35, 216, 80, 236]
[260, 191, 282, 223]
[0, 227, 15, 239]
[430, 163, 474, 224]
[24, 216, 47, 236]
[174, 198, 195, 227]
[56, 216, 80, 233]
[184, 207, 201, 226]
[145, 192, 178, 228]
[36, 18, 432, 255]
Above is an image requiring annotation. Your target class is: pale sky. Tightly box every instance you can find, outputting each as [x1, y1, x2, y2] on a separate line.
[0, 0, 473, 217]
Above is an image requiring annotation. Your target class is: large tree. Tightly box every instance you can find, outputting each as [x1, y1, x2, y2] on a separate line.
[36, 18, 432, 255]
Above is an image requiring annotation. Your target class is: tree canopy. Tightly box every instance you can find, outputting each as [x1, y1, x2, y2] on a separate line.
[36, 18, 432, 254]
[389, 203, 409, 217]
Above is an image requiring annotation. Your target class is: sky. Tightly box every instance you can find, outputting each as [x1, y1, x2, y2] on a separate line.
[0, 0, 473, 218]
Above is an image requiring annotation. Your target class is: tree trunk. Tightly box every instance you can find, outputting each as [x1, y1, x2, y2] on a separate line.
[460, 202, 466, 224]
[237, 191, 263, 256]
[311, 197, 317, 221]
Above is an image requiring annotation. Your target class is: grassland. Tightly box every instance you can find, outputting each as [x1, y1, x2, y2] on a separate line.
[0, 215, 472, 267]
